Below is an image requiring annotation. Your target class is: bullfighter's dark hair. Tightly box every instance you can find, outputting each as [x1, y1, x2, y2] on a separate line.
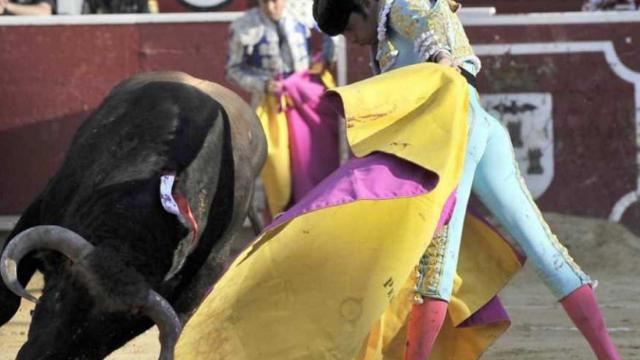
[313, 0, 364, 36]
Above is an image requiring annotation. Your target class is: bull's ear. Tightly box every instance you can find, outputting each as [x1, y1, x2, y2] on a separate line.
[70, 246, 150, 313]
[70, 248, 182, 360]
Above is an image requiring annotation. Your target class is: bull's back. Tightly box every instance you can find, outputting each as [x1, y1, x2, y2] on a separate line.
[65, 81, 222, 185]
[38, 80, 229, 217]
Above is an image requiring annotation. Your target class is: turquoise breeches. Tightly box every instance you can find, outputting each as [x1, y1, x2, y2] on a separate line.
[425, 87, 591, 301]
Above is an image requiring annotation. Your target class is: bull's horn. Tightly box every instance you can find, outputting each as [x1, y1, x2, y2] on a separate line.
[0, 225, 94, 303]
[143, 290, 182, 360]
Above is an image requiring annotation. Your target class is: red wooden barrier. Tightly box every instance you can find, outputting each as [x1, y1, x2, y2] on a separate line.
[1, 11, 640, 235]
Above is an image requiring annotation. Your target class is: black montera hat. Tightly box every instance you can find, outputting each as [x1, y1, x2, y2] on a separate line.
[312, 0, 360, 36]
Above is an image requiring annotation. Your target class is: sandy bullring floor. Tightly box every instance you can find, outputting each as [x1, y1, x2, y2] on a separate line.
[1, 213, 639, 359]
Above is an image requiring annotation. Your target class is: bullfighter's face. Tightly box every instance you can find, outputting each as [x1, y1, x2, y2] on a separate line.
[259, 0, 287, 22]
[343, 0, 379, 46]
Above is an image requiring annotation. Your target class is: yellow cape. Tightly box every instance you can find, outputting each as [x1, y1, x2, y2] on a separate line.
[256, 94, 291, 216]
[176, 64, 521, 360]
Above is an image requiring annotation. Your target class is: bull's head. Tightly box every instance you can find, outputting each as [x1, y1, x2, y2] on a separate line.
[1, 226, 181, 360]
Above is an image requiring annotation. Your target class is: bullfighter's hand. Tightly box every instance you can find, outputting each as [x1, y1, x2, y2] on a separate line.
[309, 60, 326, 75]
[434, 52, 461, 73]
[266, 79, 283, 95]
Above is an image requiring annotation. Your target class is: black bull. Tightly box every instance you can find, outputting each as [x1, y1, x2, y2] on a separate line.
[0, 72, 267, 359]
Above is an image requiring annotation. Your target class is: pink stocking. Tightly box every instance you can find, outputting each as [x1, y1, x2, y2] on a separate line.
[560, 285, 621, 360]
[405, 298, 448, 360]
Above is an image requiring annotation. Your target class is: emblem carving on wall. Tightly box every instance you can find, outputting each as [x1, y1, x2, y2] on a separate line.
[177, 0, 232, 10]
